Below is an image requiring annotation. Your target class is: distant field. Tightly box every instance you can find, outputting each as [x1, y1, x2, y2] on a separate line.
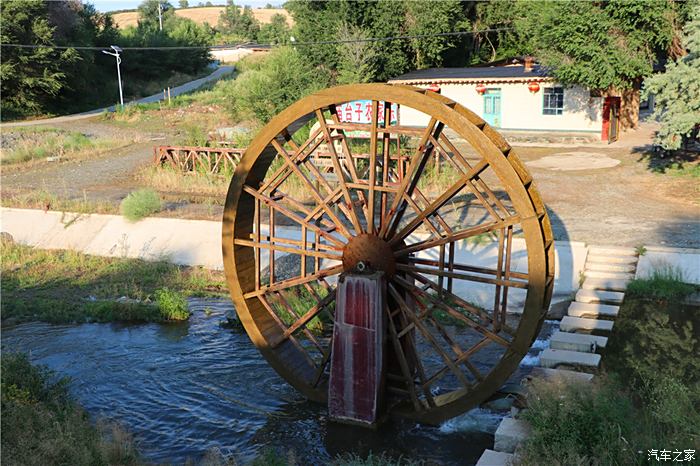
[112, 7, 293, 29]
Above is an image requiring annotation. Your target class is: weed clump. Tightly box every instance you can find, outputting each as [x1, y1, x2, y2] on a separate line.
[155, 288, 190, 321]
[626, 264, 697, 301]
[120, 188, 162, 222]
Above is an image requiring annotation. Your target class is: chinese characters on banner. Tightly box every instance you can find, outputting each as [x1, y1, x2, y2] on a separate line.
[337, 100, 399, 125]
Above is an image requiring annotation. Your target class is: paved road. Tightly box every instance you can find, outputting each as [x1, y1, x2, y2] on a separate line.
[0, 66, 235, 128]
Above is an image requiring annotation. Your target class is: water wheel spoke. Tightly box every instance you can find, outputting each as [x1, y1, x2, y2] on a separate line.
[243, 186, 346, 248]
[314, 110, 366, 234]
[389, 158, 489, 246]
[270, 139, 353, 239]
[396, 263, 528, 289]
[392, 274, 510, 347]
[388, 283, 472, 391]
[385, 304, 424, 412]
[243, 264, 344, 299]
[234, 238, 342, 261]
[380, 119, 444, 240]
[258, 294, 318, 369]
[367, 100, 379, 234]
[393, 215, 523, 257]
[269, 290, 335, 351]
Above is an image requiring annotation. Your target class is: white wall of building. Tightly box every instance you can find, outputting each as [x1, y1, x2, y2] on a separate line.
[395, 81, 603, 134]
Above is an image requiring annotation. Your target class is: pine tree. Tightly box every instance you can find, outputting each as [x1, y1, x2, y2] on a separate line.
[642, 5, 700, 151]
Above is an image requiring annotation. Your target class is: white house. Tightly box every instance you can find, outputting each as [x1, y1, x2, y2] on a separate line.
[388, 58, 621, 141]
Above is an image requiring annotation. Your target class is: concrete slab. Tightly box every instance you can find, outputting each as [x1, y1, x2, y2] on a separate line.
[575, 289, 625, 304]
[636, 248, 700, 285]
[568, 302, 620, 318]
[476, 449, 514, 466]
[560, 316, 614, 333]
[539, 348, 601, 369]
[584, 270, 636, 280]
[586, 254, 638, 265]
[526, 152, 620, 171]
[550, 331, 608, 352]
[529, 367, 595, 383]
[581, 277, 630, 292]
[588, 246, 638, 257]
[586, 262, 636, 273]
[494, 418, 531, 454]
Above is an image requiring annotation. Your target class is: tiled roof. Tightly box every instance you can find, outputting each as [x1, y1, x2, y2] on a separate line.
[390, 64, 552, 83]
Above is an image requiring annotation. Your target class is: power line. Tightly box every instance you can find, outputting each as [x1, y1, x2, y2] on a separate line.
[0, 27, 513, 51]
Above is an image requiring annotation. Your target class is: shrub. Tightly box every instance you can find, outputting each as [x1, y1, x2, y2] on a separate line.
[120, 188, 162, 222]
[154, 287, 190, 320]
[229, 47, 331, 123]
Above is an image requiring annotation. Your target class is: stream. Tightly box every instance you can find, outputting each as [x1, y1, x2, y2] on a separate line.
[1, 298, 556, 465]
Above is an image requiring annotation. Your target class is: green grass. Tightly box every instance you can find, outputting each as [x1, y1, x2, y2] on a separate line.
[1, 353, 141, 465]
[0, 127, 121, 165]
[519, 277, 700, 465]
[1, 189, 119, 215]
[120, 188, 162, 222]
[626, 264, 697, 301]
[1, 242, 226, 324]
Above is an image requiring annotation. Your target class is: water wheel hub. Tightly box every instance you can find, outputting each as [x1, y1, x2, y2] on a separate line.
[342, 233, 395, 276]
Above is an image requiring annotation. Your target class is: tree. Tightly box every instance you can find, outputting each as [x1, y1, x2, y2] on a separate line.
[137, 0, 174, 31]
[642, 5, 700, 150]
[336, 22, 376, 84]
[178, 0, 189, 8]
[257, 13, 290, 45]
[404, 0, 467, 69]
[218, 1, 259, 40]
[475, 0, 683, 130]
[0, 0, 79, 118]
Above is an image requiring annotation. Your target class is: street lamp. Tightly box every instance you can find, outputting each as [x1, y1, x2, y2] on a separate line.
[102, 45, 124, 107]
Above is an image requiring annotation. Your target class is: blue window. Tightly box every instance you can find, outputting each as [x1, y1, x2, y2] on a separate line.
[543, 87, 564, 115]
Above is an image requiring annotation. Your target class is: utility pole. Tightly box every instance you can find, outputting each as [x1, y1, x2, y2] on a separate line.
[158, 2, 163, 31]
[102, 45, 124, 107]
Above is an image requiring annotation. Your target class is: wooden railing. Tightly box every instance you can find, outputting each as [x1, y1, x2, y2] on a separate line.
[153, 146, 246, 174]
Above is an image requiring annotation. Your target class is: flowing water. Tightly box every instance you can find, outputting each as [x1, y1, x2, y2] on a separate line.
[1, 298, 556, 465]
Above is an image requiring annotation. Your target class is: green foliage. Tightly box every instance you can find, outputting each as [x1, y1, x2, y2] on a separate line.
[286, 0, 471, 81]
[626, 265, 697, 301]
[137, 0, 175, 31]
[218, 1, 260, 40]
[1, 353, 141, 465]
[154, 288, 190, 320]
[475, 0, 681, 91]
[120, 188, 162, 221]
[336, 22, 377, 84]
[1, 242, 226, 324]
[0, 0, 79, 118]
[229, 47, 330, 123]
[257, 13, 291, 45]
[642, 4, 700, 150]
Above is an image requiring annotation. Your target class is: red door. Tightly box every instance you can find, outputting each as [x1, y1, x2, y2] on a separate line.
[602, 97, 621, 142]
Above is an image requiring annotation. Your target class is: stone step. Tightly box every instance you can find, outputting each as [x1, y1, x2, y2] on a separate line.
[584, 270, 636, 280]
[581, 277, 630, 292]
[588, 246, 638, 257]
[528, 367, 594, 383]
[494, 418, 531, 454]
[476, 449, 514, 466]
[539, 348, 601, 369]
[575, 289, 625, 304]
[560, 316, 614, 333]
[568, 302, 620, 318]
[585, 262, 637, 273]
[550, 331, 608, 352]
[586, 254, 639, 265]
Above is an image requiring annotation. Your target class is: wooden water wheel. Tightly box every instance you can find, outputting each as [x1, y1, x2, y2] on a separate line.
[222, 84, 554, 425]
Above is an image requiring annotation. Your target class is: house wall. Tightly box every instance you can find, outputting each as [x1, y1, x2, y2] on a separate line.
[394, 81, 603, 135]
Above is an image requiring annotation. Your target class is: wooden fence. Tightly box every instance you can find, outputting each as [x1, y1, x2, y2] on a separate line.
[153, 146, 246, 174]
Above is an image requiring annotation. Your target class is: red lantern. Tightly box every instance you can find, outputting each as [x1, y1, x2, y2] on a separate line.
[427, 84, 441, 93]
[528, 82, 540, 93]
[476, 84, 487, 95]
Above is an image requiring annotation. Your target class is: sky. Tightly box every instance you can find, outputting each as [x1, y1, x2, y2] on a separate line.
[91, 0, 283, 13]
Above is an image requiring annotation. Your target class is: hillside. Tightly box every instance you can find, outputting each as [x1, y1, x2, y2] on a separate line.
[111, 6, 293, 29]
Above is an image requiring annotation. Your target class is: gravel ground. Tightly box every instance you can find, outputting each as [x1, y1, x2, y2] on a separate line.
[2, 117, 697, 249]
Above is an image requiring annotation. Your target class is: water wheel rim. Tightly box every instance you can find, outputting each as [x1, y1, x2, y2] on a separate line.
[222, 83, 553, 424]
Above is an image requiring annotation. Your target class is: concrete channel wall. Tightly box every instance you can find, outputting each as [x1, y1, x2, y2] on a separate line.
[4, 207, 698, 304]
